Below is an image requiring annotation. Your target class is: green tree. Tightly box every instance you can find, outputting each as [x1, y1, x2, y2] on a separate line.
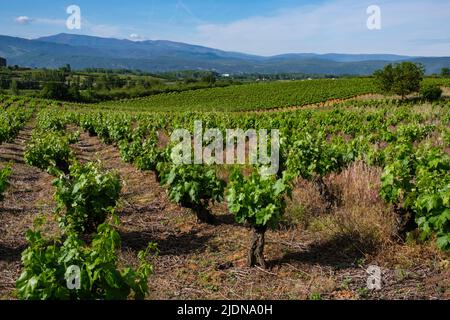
[374, 62, 425, 99]
[59, 64, 72, 73]
[41, 82, 69, 100]
[0, 163, 12, 201]
[201, 73, 217, 85]
[441, 68, 450, 77]
[10, 79, 19, 95]
[83, 75, 94, 89]
[159, 164, 225, 224]
[374, 64, 394, 93]
[68, 85, 81, 101]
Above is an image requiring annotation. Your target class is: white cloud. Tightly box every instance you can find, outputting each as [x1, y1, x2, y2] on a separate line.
[185, 0, 450, 56]
[129, 33, 143, 40]
[14, 16, 65, 27]
[15, 16, 32, 25]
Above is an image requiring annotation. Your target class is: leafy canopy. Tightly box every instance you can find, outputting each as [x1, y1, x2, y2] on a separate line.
[374, 62, 425, 98]
[227, 170, 292, 228]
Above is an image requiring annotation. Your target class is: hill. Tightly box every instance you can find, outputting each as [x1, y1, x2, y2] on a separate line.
[0, 33, 449, 75]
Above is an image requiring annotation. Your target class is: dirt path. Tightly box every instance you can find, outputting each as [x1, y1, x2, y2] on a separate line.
[0, 122, 56, 298]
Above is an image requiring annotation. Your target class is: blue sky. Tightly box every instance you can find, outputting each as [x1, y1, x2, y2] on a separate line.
[2, 0, 450, 56]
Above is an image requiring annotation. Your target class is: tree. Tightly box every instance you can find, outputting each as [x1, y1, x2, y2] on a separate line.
[201, 73, 217, 85]
[60, 64, 72, 73]
[83, 75, 94, 89]
[374, 64, 394, 93]
[285, 131, 347, 211]
[0, 163, 12, 201]
[41, 82, 69, 100]
[10, 80, 19, 95]
[441, 68, 450, 77]
[68, 85, 81, 101]
[374, 62, 425, 99]
[420, 84, 442, 101]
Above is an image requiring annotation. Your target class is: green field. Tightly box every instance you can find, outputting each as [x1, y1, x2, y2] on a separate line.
[98, 78, 378, 112]
[1, 77, 450, 300]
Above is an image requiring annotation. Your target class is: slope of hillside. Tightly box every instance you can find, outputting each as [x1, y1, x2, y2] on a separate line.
[0, 33, 449, 74]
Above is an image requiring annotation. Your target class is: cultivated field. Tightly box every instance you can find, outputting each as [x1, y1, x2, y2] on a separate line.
[1, 79, 449, 300]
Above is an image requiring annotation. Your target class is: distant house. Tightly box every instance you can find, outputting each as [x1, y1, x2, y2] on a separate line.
[0, 57, 6, 67]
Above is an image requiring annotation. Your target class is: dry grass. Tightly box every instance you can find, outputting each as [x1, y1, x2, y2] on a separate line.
[286, 162, 396, 250]
[441, 86, 450, 98]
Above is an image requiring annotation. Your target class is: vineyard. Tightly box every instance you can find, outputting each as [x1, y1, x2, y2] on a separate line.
[97, 77, 450, 112]
[98, 78, 378, 112]
[0, 78, 449, 300]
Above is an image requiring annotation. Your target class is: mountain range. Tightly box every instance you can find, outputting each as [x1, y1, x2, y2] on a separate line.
[0, 33, 449, 75]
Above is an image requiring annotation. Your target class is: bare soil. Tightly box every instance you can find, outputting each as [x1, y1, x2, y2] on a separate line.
[0, 123, 56, 298]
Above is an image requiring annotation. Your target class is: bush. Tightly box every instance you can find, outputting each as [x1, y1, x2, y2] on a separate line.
[54, 162, 121, 234]
[0, 163, 12, 201]
[227, 170, 292, 267]
[16, 220, 155, 300]
[119, 139, 143, 163]
[160, 164, 225, 223]
[421, 84, 442, 101]
[41, 82, 69, 100]
[441, 68, 450, 77]
[135, 140, 164, 171]
[24, 131, 72, 174]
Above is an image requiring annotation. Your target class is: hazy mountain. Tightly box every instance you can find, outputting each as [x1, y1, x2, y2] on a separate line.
[0, 33, 449, 75]
[37, 33, 261, 61]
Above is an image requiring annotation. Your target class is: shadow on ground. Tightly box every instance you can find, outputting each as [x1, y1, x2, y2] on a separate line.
[120, 228, 214, 256]
[270, 231, 379, 269]
[0, 244, 27, 262]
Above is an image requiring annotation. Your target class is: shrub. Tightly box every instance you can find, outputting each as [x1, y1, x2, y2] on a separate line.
[24, 131, 72, 174]
[227, 170, 292, 267]
[441, 68, 450, 77]
[420, 84, 442, 101]
[41, 82, 69, 100]
[0, 163, 12, 201]
[160, 164, 225, 223]
[54, 162, 121, 234]
[16, 220, 155, 300]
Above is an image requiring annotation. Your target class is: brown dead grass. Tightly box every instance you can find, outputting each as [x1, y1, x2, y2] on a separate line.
[286, 162, 395, 249]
